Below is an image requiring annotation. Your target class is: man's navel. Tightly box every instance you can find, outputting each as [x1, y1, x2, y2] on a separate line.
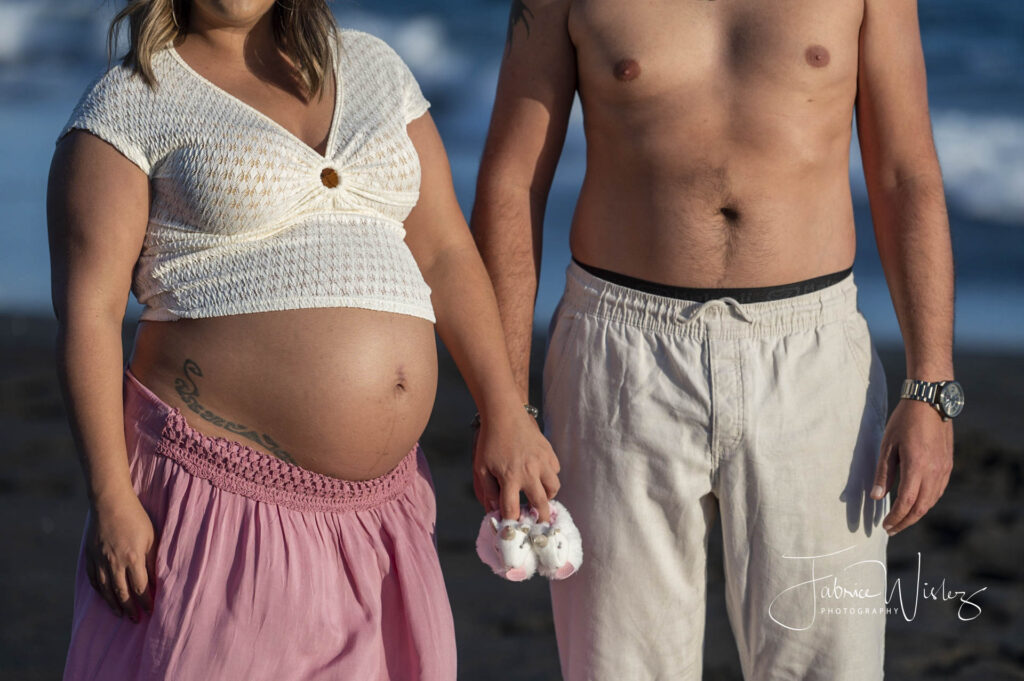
[719, 205, 741, 223]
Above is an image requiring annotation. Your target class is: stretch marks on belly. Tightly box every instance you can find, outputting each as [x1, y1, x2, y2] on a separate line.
[174, 358, 298, 464]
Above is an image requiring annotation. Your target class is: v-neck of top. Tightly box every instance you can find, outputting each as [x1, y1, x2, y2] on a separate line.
[166, 37, 342, 161]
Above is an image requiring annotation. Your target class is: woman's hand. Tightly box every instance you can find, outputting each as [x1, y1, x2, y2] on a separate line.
[472, 407, 561, 523]
[84, 489, 157, 622]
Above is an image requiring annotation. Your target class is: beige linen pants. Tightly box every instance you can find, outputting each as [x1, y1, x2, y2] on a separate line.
[543, 260, 890, 681]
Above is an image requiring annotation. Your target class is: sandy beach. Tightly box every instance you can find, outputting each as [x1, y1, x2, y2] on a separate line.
[1, 311, 1020, 680]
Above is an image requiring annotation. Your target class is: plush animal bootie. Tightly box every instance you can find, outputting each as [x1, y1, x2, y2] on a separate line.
[527, 500, 583, 579]
[475, 499, 583, 581]
[475, 512, 537, 581]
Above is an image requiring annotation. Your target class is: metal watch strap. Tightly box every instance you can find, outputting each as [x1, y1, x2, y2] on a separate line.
[900, 379, 939, 405]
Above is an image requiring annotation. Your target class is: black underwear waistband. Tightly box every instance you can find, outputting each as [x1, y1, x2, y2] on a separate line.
[571, 257, 854, 304]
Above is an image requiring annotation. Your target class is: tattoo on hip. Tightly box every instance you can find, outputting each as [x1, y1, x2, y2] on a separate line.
[174, 358, 298, 465]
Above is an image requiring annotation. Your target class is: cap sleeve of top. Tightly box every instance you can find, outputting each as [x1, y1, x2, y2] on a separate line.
[395, 55, 430, 124]
[55, 67, 153, 176]
[361, 33, 431, 125]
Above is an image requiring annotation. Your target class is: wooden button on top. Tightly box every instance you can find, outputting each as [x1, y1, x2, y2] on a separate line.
[320, 167, 340, 188]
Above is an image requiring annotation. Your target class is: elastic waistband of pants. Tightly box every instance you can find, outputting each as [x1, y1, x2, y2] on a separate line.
[124, 368, 419, 513]
[561, 259, 861, 339]
[571, 256, 854, 303]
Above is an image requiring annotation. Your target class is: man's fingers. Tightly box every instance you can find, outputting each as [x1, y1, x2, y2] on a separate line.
[887, 479, 936, 534]
[870, 445, 894, 500]
[883, 472, 921, 534]
[885, 451, 899, 500]
[888, 499, 930, 535]
[525, 480, 552, 523]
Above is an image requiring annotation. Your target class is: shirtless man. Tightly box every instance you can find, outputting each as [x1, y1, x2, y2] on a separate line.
[471, 1, 960, 679]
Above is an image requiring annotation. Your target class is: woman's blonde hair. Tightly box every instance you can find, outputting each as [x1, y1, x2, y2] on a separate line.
[106, 0, 338, 96]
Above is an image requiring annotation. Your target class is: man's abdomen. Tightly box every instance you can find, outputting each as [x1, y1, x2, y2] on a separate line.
[569, 0, 864, 288]
[570, 139, 859, 288]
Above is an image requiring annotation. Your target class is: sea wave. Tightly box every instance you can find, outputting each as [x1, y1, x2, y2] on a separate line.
[4, 2, 1022, 229]
[851, 112, 1024, 226]
[0, 2, 1020, 341]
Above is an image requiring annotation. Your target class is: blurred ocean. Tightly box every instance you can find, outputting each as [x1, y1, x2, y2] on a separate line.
[1, 0, 1021, 349]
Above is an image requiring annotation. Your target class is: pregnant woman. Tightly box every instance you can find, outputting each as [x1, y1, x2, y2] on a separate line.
[48, 1, 560, 678]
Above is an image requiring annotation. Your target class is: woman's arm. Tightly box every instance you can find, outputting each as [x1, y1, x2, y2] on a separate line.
[403, 112, 560, 523]
[47, 129, 154, 621]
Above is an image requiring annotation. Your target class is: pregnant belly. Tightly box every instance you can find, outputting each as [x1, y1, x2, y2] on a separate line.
[127, 307, 438, 481]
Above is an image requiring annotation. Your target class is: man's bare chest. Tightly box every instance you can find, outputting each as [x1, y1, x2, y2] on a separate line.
[568, 0, 864, 104]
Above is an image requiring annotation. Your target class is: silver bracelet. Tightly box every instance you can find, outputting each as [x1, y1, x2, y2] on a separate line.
[470, 404, 540, 430]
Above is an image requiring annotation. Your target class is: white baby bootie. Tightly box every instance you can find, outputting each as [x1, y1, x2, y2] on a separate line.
[475, 510, 537, 581]
[527, 499, 583, 580]
[475, 499, 583, 581]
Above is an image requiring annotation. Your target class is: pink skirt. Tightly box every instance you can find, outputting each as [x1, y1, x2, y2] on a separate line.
[63, 368, 457, 681]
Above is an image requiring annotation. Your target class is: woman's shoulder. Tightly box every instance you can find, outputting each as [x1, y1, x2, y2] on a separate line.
[336, 27, 397, 55]
[335, 27, 430, 123]
[63, 50, 181, 130]
[57, 52, 176, 174]
[74, 50, 177, 104]
[336, 27, 416, 78]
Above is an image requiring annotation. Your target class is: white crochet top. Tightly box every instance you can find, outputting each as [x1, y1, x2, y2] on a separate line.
[56, 29, 436, 322]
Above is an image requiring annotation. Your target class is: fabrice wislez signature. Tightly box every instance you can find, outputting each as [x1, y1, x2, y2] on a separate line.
[768, 544, 987, 631]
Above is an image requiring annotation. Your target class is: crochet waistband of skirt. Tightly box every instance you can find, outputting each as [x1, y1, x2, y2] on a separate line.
[126, 367, 419, 513]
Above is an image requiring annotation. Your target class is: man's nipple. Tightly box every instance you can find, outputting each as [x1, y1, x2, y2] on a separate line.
[805, 45, 830, 68]
[613, 58, 641, 82]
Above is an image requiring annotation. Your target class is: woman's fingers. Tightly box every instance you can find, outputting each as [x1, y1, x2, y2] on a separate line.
[524, 479, 552, 523]
[499, 479, 522, 521]
[127, 553, 154, 615]
[85, 557, 99, 593]
[93, 561, 122, 617]
[476, 469, 501, 513]
[477, 423, 562, 522]
[145, 543, 158, 609]
[110, 565, 139, 622]
[540, 468, 561, 501]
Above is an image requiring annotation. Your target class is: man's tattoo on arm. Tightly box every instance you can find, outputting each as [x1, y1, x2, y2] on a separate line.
[174, 359, 299, 465]
[506, 0, 534, 54]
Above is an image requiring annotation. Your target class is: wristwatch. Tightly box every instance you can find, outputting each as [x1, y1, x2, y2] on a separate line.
[900, 379, 965, 421]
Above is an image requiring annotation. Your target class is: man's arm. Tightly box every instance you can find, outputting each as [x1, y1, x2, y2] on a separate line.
[470, 0, 577, 402]
[856, 0, 954, 534]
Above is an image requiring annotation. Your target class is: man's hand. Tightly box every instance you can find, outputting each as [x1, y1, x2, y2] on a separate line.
[871, 398, 953, 535]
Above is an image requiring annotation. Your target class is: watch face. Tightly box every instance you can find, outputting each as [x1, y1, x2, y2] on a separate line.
[939, 381, 965, 418]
